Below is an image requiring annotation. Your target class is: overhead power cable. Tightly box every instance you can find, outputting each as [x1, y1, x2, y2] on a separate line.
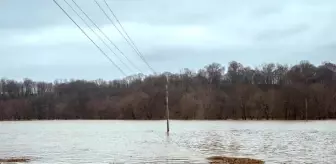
[53, 0, 127, 76]
[70, 0, 143, 73]
[94, 0, 156, 73]
[102, 0, 155, 73]
[63, 0, 134, 73]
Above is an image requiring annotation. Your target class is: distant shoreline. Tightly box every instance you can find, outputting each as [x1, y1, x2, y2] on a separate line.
[1, 119, 336, 122]
[1, 61, 335, 121]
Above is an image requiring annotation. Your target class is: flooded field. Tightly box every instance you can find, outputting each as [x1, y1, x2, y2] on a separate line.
[0, 120, 335, 163]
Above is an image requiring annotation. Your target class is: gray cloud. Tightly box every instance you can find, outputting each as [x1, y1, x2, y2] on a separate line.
[1, 0, 336, 80]
[255, 24, 310, 41]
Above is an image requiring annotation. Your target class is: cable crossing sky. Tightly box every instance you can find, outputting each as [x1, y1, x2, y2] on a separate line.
[52, 0, 156, 77]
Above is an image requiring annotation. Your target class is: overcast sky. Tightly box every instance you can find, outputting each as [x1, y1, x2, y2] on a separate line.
[1, 0, 336, 81]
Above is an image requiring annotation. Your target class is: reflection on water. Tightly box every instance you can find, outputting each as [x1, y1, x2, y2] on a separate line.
[0, 120, 335, 163]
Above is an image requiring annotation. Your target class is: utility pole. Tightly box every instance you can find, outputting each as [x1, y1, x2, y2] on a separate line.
[305, 78, 308, 122]
[165, 74, 170, 134]
[305, 97, 308, 121]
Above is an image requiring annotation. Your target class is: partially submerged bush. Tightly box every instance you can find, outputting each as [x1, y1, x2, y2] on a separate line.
[0, 157, 30, 163]
[207, 156, 264, 164]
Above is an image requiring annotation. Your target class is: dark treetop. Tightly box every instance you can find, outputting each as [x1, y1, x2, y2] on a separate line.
[0, 60, 335, 120]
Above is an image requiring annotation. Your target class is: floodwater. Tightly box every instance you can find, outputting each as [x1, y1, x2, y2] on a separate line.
[0, 120, 335, 164]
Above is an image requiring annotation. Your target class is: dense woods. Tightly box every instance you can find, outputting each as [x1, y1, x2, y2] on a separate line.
[0, 60, 336, 120]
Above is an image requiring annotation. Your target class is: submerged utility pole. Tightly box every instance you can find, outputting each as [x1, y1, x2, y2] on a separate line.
[305, 98, 308, 121]
[165, 74, 170, 134]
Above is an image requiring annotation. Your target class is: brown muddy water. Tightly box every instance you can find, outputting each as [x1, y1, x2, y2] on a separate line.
[0, 120, 335, 163]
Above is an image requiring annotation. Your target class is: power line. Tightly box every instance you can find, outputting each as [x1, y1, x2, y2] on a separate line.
[63, 0, 134, 73]
[52, 0, 127, 76]
[70, 0, 143, 73]
[62, 0, 134, 73]
[102, 0, 154, 73]
[94, 0, 155, 73]
[93, 0, 138, 61]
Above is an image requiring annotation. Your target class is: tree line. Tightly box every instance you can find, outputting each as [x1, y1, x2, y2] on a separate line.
[0, 60, 335, 120]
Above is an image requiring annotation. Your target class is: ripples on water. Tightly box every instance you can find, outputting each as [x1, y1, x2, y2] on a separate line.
[0, 120, 335, 163]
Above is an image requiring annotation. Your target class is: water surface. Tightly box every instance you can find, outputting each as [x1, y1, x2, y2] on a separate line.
[0, 120, 335, 163]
